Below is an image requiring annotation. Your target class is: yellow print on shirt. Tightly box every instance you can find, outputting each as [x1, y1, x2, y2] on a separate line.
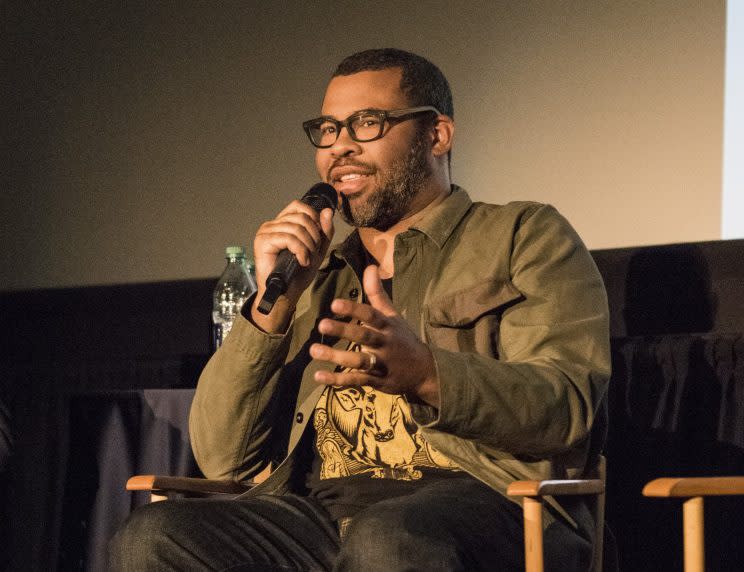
[313, 343, 459, 480]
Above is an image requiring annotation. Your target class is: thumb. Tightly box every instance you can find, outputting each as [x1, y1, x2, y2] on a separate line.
[363, 265, 396, 317]
[320, 208, 335, 244]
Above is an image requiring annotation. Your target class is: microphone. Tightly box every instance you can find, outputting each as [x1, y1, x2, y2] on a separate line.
[257, 182, 338, 315]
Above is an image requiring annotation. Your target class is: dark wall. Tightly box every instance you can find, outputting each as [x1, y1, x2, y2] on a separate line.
[3, 239, 743, 372]
[593, 239, 744, 338]
[2, 278, 213, 365]
[1, 279, 215, 570]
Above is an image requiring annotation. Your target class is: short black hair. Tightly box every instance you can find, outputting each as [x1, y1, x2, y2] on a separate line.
[332, 48, 453, 119]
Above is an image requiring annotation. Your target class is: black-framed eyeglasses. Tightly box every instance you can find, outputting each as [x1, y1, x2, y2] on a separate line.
[302, 106, 441, 148]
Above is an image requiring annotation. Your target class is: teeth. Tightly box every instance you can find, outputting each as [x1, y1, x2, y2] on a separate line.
[340, 173, 364, 182]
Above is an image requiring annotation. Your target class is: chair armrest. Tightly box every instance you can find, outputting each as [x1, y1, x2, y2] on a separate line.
[507, 478, 606, 572]
[642, 477, 744, 572]
[643, 477, 744, 498]
[507, 478, 605, 498]
[126, 475, 253, 496]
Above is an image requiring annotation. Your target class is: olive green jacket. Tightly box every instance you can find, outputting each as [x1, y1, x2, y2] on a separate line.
[189, 187, 611, 530]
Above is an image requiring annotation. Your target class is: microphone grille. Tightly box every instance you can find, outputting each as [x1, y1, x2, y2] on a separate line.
[302, 182, 338, 212]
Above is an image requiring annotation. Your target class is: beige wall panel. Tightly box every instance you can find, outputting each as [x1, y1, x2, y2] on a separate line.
[0, 1, 725, 290]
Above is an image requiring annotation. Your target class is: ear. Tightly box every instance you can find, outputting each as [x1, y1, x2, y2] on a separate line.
[430, 115, 454, 158]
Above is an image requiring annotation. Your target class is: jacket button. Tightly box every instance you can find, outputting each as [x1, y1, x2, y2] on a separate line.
[349, 288, 359, 299]
[295, 412, 304, 423]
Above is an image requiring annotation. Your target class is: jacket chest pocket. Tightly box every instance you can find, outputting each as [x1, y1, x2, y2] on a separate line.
[424, 280, 523, 356]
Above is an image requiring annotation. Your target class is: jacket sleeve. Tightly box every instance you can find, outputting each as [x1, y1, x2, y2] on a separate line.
[189, 309, 293, 480]
[411, 204, 611, 457]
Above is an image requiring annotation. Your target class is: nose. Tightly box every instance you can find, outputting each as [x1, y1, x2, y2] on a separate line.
[374, 429, 394, 442]
[328, 125, 362, 158]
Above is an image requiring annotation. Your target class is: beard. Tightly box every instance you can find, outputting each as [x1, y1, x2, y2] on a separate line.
[339, 131, 432, 231]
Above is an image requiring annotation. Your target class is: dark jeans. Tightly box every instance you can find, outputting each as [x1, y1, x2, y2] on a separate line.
[110, 478, 591, 571]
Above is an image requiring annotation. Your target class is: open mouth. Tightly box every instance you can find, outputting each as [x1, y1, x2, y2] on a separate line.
[336, 173, 367, 183]
[329, 162, 374, 182]
[330, 169, 374, 195]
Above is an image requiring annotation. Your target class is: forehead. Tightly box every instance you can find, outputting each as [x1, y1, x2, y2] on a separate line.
[320, 68, 409, 118]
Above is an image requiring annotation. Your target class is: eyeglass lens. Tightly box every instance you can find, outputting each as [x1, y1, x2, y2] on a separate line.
[310, 111, 385, 147]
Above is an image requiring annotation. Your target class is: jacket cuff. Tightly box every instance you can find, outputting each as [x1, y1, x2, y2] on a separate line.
[221, 304, 292, 362]
[408, 346, 456, 428]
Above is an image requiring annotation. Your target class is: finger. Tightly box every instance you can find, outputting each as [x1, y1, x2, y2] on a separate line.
[314, 368, 376, 387]
[258, 217, 321, 255]
[316, 318, 385, 346]
[319, 208, 335, 243]
[309, 343, 374, 370]
[363, 265, 397, 317]
[278, 211, 324, 244]
[276, 199, 323, 221]
[255, 230, 316, 267]
[326, 298, 387, 330]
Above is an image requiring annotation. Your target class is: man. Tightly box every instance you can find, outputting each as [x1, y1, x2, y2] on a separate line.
[112, 48, 610, 571]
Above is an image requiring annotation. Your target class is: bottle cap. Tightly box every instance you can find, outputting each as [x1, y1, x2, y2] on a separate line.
[225, 246, 246, 258]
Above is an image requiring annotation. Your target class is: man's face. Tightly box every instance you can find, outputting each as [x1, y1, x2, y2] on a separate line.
[315, 68, 433, 230]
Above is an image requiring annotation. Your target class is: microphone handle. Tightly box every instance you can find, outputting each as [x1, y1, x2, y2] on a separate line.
[256, 250, 299, 315]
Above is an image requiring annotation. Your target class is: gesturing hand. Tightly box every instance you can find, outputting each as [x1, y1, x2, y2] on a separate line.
[309, 265, 440, 408]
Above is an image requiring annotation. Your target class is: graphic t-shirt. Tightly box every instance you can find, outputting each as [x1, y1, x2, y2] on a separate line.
[312, 379, 459, 480]
[306, 330, 464, 519]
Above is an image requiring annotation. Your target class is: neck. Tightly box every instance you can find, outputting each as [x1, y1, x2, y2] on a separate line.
[359, 181, 451, 279]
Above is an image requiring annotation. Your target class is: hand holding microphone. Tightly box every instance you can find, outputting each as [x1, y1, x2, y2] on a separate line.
[251, 183, 337, 331]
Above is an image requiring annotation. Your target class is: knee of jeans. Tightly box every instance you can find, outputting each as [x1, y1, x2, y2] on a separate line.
[109, 501, 184, 566]
[543, 521, 593, 572]
[338, 509, 419, 568]
[339, 514, 406, 570]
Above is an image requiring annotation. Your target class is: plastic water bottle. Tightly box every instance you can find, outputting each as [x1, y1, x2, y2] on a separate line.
[212, 246, 257, 350]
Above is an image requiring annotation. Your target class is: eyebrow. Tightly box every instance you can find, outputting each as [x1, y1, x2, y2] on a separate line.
[314, 108, 386, 121]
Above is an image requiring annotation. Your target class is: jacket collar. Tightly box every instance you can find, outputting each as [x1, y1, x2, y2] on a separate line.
[407, 184, 472, 249]
[321, 185, 472, 272]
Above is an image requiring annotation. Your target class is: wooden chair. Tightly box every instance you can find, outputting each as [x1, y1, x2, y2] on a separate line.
[506, 457, 607, 572]
[642, 476, 744, 572]
[127, 463, 606, 571]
